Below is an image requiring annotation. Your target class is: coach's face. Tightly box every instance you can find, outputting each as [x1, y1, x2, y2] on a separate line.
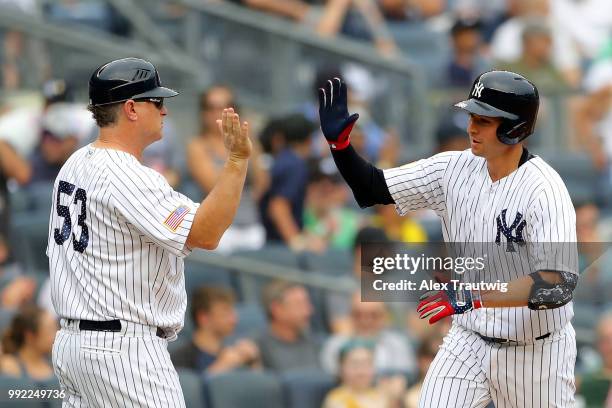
[129, 99, 167, 143]
[467, 114, 505, 158]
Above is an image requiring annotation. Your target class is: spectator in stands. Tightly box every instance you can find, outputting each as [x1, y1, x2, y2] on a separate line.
[341, 64, 399, 167]
[575, 49, 612, 179]
[323, 339, 404, 408]
[307, 64, 399, 166]
[0, 304, 57, 382]
[449, 0, 508, 42]
[1, 0, 49, 90]
[403, 335, 443, 408]
[303, 157, 361, 251]
[227, 0, 323, 24]
[373, 204, 428, 243]
[378, 0, 445, 22]
[317, 0, 398, 56]
[171, 286, 260, 373]
[495, 21, 570, 95]
[0, 137, 36, 310]
[0, 139, 31, 243]
[321, 292, 416, 377]
[187, 86, 265, 253]
[15, 79, 94, 184]
[435, 111, 470, 153]
[573, 201, 611, 306]
[259, 113, 317, 251]
[254, 280, 321, 372]
[489, 0, 581, 87]
[142, 120, 181, 188]
[578, 312, 612, 407]
[326, 226, 391, 334]
[229, 0, 398, 55]
[445, 18, 490, 88]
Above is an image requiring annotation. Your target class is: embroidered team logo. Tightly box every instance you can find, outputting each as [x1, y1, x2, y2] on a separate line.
[472, 81, 485, 98]
[495, 209, 526, 252]
[163, 205, 190, 232]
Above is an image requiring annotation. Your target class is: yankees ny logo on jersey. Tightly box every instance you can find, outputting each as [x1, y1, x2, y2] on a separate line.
[472, 81, 484, 98]
[495, 209, 526, 252]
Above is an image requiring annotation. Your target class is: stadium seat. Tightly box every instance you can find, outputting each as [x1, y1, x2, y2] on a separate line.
[304, 249, 352, 276]
[11, 212, 51, 271]
[184, 258, 234, 292]
[205, 370, 284, 408]
[232, 245, 304, 303]
[177, 369, 206, 408]
[36, 377, 63, 408]
[0, 375, 44, 408]
[232, 303, 266, 339]
[280, 369, 336, 408]
[538, 152, 598, 204]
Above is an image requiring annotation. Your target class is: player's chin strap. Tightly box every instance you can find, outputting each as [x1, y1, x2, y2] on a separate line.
[417, 287, 484, 325]
[527, 270, 577, 310]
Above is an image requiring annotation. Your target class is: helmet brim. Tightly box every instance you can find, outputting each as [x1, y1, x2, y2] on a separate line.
[132, 86, 179, 100]
[454, 98, 518, 121]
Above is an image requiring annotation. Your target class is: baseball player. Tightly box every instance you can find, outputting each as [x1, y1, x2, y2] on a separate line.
[48, 57, 251, 407]
[318, 71, 578, 407]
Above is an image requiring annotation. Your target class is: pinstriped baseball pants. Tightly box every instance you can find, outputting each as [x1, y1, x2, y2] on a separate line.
[418, 323, 576, 408]
[52, 319, 186, 408]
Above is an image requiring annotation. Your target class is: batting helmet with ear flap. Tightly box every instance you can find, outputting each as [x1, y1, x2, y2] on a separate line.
[89, 57, 178, 106]
[454, 70, 539, 145]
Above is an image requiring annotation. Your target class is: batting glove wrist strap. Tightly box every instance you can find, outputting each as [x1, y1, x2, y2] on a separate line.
[318, 77, 359, 151]
[417, 288, 483, 324]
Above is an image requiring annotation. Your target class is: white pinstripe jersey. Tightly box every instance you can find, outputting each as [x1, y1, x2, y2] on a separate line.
[384, 149, 578, 341]
[47, 145, 198, 333]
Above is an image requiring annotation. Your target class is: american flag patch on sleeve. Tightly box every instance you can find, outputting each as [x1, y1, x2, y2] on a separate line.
[163, 205, 190, 232]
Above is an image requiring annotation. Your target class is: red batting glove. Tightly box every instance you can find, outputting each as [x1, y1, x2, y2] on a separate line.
[417, 288, 483, 324]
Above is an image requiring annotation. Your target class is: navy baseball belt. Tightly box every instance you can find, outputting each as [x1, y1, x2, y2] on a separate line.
[478, 333, 550, 344]
[74, 319, 165, 338]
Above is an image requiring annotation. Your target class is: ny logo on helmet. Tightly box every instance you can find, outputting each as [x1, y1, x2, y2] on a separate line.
[472, 81, 484, 98]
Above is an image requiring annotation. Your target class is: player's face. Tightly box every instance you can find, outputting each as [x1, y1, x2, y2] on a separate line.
[467, 114, 504, 158]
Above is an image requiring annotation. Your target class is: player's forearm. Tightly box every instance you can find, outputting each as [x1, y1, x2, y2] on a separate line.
[188, 157, 248, 249]
[478, 274, 532, 308]
[480, 271, 574, 308]
[331, 145, 394, 207]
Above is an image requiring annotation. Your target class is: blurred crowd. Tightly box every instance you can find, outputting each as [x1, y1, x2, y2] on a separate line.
[1, 0, 612, 407]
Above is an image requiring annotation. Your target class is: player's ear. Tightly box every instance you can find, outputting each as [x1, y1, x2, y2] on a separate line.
[123, 100, 139, 121]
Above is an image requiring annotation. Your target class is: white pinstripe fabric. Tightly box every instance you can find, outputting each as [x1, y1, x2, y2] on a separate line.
[52, 320, 185, 408]
[48, 145, 198, 406]
[383, 150, 577, 341]
[383, 149, 578, 406]
[418, 323, 576, 408]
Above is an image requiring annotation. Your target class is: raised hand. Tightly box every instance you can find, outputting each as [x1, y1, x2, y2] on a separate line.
[217, 108, 252, 160]
[318, 77, 359, 150]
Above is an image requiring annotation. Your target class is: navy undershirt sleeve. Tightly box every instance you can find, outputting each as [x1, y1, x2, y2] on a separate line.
[330, 145, 394, 208]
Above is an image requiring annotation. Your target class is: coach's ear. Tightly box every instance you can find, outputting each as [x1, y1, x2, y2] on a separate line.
[123, 100, 139, 121]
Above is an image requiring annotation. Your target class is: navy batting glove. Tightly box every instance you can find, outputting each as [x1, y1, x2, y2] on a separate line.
[318, 77, 359, 151]
[417, 288, 483, 324]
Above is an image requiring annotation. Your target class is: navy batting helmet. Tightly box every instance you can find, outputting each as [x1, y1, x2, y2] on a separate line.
[89, 57, 178, 106]
[454, 70, 539, 145]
